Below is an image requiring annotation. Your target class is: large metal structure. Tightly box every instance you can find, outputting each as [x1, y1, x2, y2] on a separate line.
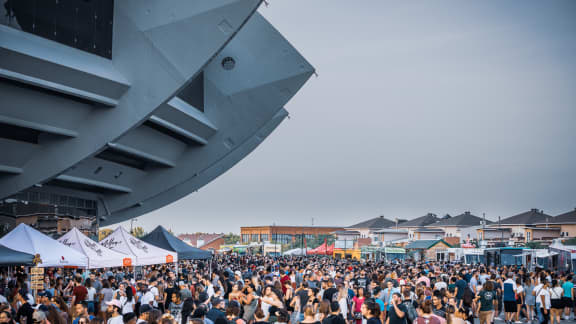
[0, 0, 314, 228]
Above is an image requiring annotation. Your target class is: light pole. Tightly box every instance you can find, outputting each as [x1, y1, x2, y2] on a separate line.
[130, 218, 138, 234]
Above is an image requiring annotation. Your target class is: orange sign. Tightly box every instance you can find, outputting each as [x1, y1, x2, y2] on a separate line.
[123, 258, 132, 267]
[166, 255, 173, 263]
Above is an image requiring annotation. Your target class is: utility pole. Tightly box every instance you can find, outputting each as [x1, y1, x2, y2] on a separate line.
[130, 218, 138, 234]
[499, 216, 503, 243]
[482, 213, 486, 243]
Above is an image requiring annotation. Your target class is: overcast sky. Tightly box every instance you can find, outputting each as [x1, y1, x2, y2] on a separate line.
[109, 0, 576, 234]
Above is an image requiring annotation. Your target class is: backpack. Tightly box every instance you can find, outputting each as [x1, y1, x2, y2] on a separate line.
[404, 301, 418, 322]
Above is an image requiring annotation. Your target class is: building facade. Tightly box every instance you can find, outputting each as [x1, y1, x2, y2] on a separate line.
[0, 0, 314, 235]
[240, 226, 344, 244]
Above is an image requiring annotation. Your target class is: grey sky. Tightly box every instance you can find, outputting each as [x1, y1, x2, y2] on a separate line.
[109, 0, 576, 234]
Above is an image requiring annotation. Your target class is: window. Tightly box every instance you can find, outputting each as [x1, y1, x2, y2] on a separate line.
[251, 234, 259, 241]
[241, 234, 249, 243]
[261, 234, 269, 241]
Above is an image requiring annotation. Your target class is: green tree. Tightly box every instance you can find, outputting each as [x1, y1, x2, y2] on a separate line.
[131, 226, 146, 238]
[99, 228, 113, 241]
[526, 241, 544, 249]
[224, 233, 240, 244]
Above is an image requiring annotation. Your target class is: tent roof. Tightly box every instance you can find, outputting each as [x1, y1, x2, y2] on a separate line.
[58, 227, 132, 269]
[141, 226, 211, 260]
[100, 227, 177, 266]
[0, 244, 34, 266]
[0, 223, 88, 268]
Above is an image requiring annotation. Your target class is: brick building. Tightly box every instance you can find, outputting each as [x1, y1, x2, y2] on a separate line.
[240, 225, 344, 244]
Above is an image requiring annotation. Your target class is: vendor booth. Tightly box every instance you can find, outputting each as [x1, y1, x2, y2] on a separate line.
[307, 242, 334, 255]
[0, 223, 88, 268]
[484, 247, 526, 266]
[100, 227, 177, 266]
[384, 247, 406, 261]
[58, 227, 130, 268]
[0, 244, 34, 266]
[141, 226, 211, 260]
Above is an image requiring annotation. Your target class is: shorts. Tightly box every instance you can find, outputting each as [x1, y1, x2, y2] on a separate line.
[479, 310, 493, 324]
[551, 299, 564, 309]
[562, 297, 573, 308]
[504, 301, 517, 312]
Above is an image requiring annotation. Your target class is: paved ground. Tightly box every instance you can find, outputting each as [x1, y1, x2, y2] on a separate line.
[489, 315, 576, 324]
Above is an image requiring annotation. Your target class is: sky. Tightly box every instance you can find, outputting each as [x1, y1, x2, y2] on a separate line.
[108, 0, 576, 234]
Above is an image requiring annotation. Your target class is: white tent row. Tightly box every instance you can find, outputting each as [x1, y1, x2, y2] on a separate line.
[0, 223, 178, 268]
[100, 227, 178, 266]
[0, 224, 88, 268]
[58, 227, 130, 269]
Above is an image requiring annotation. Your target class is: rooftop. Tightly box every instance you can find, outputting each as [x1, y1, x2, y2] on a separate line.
[413, 227, 444, 232]
[347, 215, 398, 229]
[405, 239, 451, 249]
[427, 211, 491, 227]
[535, 208, 576, 225]
[496, 209, 553, 225]
[396, 213, 440, 228]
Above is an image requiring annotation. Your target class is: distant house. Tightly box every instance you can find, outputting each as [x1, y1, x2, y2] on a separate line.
[426, 211, 491, 238]
[405, 239, 452, 261]
[488, 209, 555, 243]
[373, 228, 409, 245]
[533, 208, 576, 238]
[412, 228, 445, 240]
[393, 213, 441, 240]
[346, 215, 401, 240]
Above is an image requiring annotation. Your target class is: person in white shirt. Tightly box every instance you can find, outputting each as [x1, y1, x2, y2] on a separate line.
[106, 300, 124, 324]
[148, 279, 159, 308]
[537, 280, 551, 324]
[140, 284, 156, 310]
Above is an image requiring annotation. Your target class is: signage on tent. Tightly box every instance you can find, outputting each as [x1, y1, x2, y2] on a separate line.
[123, 258, 132, 267]
[60, 238, 76, 247]
[101, 237, 122, 249]
[166, 255, 173, 263]
[83, 239, 103, 256]
[129, 238, 149, 253]
[59, 256, 69, 264]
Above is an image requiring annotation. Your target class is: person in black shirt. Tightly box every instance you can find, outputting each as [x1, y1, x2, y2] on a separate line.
[432, 295, 446, 318]
[386, 293, 407, 324]
[15, 291, 33, 324]
[322, 302, 346, 324]
[361, 298, 382, 324]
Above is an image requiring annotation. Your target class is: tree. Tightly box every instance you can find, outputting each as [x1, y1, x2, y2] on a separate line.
[224, 233, 240, 244]
[526, 241, 544, 249]
[99, 228, 113, 241]
[131, 226, 146, 238]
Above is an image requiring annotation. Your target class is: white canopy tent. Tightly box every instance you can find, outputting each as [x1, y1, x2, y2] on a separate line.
[100, 227, 177, 266]
[283, 248, 306, 256]
[0, 223, 88, 268]
[58, 227, 133, 269]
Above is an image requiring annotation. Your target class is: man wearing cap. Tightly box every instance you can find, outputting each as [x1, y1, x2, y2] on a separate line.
[106, 299, 124, 324]
[32, 310, 48, 324]
[137, 304, 152, 324]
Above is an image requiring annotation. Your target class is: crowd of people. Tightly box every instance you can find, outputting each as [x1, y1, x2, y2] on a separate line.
[0, 256, 575, 324]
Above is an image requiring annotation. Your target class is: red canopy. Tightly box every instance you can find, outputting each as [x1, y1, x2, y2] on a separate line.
[306, 242, 334, 255]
